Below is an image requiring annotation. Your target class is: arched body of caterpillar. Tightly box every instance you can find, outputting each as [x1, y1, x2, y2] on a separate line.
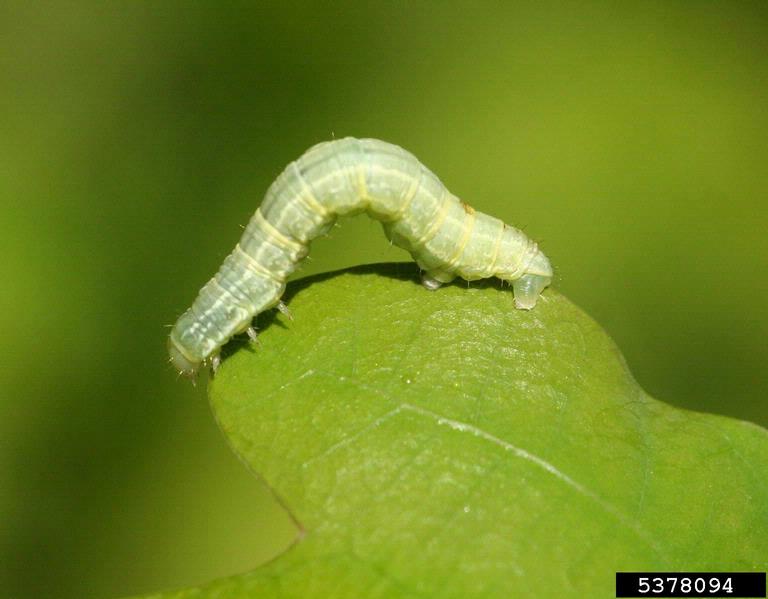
[168, 137, 553, 378]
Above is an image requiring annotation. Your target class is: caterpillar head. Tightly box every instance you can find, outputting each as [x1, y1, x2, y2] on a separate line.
[167, 336, 201, 380]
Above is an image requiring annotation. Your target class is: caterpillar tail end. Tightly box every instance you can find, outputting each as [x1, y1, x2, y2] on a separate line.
[512, 273, 552, 310]
[168, 336, 201, 381]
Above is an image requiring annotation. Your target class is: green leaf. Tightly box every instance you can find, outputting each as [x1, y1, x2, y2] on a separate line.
[144, 263, 768, 598]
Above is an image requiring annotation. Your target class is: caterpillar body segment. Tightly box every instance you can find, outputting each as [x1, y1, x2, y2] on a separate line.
[169, 138, 553, 378]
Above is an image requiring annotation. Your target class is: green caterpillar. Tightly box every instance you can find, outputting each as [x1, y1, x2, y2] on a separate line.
[169, 138, 553, 378]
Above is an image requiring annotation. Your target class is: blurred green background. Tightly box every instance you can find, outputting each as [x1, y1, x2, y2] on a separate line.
[1, 2, 766, 597]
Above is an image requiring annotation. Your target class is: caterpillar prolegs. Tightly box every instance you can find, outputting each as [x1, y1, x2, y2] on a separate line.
[168, 138, 553, 378]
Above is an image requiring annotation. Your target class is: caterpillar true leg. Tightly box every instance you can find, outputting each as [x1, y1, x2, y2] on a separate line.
[246, 326, 259, 344]
[168, 138, 553, 378]
[277, 301, 293, 320]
